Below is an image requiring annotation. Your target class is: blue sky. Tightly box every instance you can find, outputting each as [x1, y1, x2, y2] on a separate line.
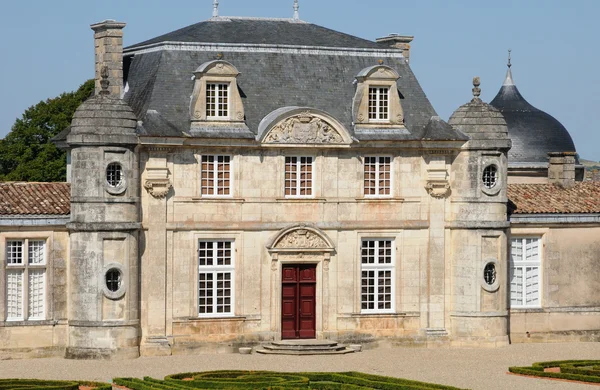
[1, 0, 598, 161]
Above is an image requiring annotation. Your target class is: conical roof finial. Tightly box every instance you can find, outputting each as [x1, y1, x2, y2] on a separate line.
[213, 0, 219, 18]
[293, 0, 300, 20]
[504, 49, 515, 86]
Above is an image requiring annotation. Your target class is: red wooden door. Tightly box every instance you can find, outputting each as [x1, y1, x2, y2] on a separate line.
[281, 264, 316, 339]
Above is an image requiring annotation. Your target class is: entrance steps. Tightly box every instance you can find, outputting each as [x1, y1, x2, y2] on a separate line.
[255, 339, 357, 355]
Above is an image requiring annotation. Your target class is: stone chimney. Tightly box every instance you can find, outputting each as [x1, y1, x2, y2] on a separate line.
[376, 34, 414, 63]
[548, 152, 577, 188]
[90, 20, 126, 96]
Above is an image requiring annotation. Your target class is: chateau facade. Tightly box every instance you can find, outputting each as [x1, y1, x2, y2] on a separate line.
[1, 10, 599, 359]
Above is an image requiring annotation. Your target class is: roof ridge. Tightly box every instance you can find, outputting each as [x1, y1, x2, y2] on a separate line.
[209, 16, 307, 23]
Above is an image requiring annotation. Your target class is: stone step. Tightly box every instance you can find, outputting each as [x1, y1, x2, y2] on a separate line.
[262, 344, 347, 351]
[255, 347, 355, 355]
[272, 340, 339, 347]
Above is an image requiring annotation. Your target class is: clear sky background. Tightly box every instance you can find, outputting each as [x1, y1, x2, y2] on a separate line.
[0, 0, 598, 161]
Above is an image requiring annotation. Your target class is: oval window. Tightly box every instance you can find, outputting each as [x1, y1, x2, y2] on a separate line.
[482, 165, 498, 189]
[106, 163, 123, 187]
[105, 268, 122, 292]
[484, 263, 497, 286]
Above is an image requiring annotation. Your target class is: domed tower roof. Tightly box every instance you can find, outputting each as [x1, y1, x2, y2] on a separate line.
[448, 77, 509, 141]
[489, 58, 576, 164]
[68, 67, 138, 145]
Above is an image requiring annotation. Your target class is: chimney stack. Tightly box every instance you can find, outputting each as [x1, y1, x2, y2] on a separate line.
[548, 152, 577, 188]
[376, 34, 414, 64]
[90, 20, 126, 97]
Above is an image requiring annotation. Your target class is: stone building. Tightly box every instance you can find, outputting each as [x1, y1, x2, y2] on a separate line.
[1, 6, 599, 359]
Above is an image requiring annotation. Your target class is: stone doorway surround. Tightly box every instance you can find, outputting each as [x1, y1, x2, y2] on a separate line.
[266, 224, 335, 341]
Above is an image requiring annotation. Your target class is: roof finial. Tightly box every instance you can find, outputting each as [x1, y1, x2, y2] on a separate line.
[293, 0, 300, 20]
[213, 0, 219, 18]
[99, 66, 110, 96]
[472, 76, 482, 103]
[504, 49, 515, 86]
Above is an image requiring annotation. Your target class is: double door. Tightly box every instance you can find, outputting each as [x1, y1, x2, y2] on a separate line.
[281, 264, 316, 339]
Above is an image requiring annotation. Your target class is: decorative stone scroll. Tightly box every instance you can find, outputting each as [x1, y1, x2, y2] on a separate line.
[274, 229, 328, 249]
[425, 166, 451, 199]
[144, 166, 172, 199]
[264, 112, 344, 144]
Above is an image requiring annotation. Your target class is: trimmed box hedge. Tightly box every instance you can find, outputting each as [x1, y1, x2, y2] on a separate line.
[509, 360, 600, 384]
[0, 379, 111, 390]
[113, 370, 465, 389]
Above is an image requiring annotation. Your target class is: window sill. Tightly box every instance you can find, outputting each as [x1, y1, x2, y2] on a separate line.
[277, 198, 325, 203]
[345, 312, 420, 318]
[356, 197, 404, 203]
[183, 197, 245, 203]
[173, 316, 247, 324]
[0, 319, 59, 327]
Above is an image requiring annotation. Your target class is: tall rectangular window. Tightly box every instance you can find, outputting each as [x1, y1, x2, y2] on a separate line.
[361, 239, 394, 313]
[364, 156, 392, 196]
[368, 87, 389, 121]
[285, 156, 313, 197]
[198, 240, 234, 317]
[5, 239, 46, 321]
[206, 83, 229, 119]
[201, 155, 231, 196]
[510, 237, 541, 308]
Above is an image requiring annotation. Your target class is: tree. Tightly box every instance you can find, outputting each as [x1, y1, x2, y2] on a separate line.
[0, 80, 95, 182]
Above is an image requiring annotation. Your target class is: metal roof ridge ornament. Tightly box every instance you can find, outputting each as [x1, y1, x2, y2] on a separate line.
[504, 49, 515, 86]
[293, 0, 300, 21]
[213, 0, 219, 18]
[471, 76, 482, 103]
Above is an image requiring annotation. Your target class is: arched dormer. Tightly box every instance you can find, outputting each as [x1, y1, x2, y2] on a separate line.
[353, 65, 405, 129]
[190, 60, 245, 124]
[258, 107, 353, 146]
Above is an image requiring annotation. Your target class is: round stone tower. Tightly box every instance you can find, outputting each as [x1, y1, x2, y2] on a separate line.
[446, 77, 511, 347]
[63, 22, 140, 359]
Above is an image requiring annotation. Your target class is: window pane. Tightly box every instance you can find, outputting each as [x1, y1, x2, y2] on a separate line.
[6, 241, 23, 265]
[525, 266, 540, 306]
[28, 270, 45, 319]
[525, 238, 539, 262]
[511, 238, 523, 263]
[28, 241, 45, 265]
[6, 270, 24, 319]
[510, 266, 523, 307]
[201, 155, 230, 196]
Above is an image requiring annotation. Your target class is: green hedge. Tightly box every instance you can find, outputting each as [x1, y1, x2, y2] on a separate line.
[0, 379, 111, 390]
[509, 360, 600, 384]
[116, 370, 464, 389]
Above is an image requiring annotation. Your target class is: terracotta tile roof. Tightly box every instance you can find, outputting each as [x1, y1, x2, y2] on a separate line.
[508, 182, 600, 214]
[0, 182, 70, 216]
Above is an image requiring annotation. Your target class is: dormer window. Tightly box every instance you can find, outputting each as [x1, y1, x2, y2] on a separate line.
[190, 60, 245, 126]
[368, 87, 390, 121]
[353, 65, 404, 129]
[206, 83, 229, 119]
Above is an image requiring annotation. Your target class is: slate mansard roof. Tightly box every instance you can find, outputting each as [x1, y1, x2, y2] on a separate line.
[0, 182, 70, 216]
[123, 17, 449, 141]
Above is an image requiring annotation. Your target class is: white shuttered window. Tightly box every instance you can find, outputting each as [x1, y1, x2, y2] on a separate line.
[5, 239, 46, 321]
[510, 237, 541, 308]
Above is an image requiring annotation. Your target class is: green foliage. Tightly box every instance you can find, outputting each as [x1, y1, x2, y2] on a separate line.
[0, 379, 111, 389]
[0, 80, 94, 182]
[509, 360, 600, 384]
[113, 370, 464, 389]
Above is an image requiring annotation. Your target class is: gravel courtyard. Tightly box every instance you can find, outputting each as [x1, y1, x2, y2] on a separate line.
[1, 343, 599, 389]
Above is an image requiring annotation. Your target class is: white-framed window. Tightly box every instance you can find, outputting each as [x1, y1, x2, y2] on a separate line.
[284, 156, 313, 197]
[368, 86, 390, 121]
[510, 237, 541, 308]
[364, 156, 392, 196]
[361, 239, 394, 313]
[201, 155, 231, 196]
[5, 239, 46, 321]
[198, 240, 234, 317]
[206, 83, 229, 119]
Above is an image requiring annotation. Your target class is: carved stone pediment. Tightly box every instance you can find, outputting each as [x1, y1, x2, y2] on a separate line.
[275, 229, 328, 249]
[264, 112, 344, 144]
